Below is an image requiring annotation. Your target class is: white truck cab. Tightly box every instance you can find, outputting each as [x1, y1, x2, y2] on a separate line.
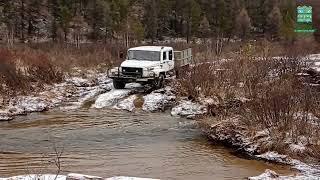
[108, 46, 192, 89]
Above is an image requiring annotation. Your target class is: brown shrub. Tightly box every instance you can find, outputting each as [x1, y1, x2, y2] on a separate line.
[16, 49, 63, 84]
[177, 41, 320, 159]
[0, 48, 30, 94]
[28, 43, 126, 71]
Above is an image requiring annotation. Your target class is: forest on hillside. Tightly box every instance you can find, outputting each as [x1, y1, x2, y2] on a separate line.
[0, 0, 318, 45]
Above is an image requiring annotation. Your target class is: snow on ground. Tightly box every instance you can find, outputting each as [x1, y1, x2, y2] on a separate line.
[114, 95, 137, 112]
[142, 87, 176, 112]
[60, 86, 110, 110]
[66, 77, 97, 87]
[0, 174, 159, 180]
[248, 169, 280, 180]
[253, 152, 320, 179]
[256, 152, 289, 164]
[0, 71, 113, 120]
[8, 96, 49, 115]
[0, 110, 13, 121]
[93, 89, 133, 109]
[171, 100, 207, 118]
[67, 173, 102, 180]
[0, 174, 66, 180]
[303, 54, 320, 72]
[247, 149, 320, 179]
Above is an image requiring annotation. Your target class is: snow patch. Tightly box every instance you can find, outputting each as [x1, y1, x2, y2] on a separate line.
[114, 95, 137, 112]
[142, 87, 176, 112]
[67, 173, 103, 180]
[0, 175, 159, 180]
[171, 100, 207, 118]
[0, 174, 66, 180]
[0, 109, 12, 121]
[8, 96, 48, 115]
[66, 77, 97, 87]
[248, 169, 279, 180]
[93, 89, 133, 109]
[256, 152, 288, 164]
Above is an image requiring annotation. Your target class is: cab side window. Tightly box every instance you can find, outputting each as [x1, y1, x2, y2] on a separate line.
[163, 51, 167, 60]
[169, 50, 173, 60]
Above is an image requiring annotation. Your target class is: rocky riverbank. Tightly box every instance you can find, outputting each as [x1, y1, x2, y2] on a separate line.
[1, 55, 320, 179]
[0, 173, 158, 180]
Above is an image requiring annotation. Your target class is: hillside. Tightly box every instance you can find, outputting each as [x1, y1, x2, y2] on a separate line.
[0, 0, 319, 44]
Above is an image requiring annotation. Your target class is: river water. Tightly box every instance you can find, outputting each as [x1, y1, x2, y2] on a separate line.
[0, 109, 292, 179]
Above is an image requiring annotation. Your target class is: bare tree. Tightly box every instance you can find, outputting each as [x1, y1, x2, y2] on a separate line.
[52, 143, 64, 180]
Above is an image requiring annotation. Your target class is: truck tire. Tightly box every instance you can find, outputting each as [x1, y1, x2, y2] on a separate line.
[113, 80, 126, 89]
[153, 74, 165, 89]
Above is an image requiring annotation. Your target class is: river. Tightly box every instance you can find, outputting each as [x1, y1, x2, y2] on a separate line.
[0, 108, 292, 179]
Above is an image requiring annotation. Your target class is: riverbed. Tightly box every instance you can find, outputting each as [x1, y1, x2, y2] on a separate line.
[0, 108, 293, 180]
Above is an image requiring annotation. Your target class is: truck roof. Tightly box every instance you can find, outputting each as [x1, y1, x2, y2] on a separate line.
[128, 46, 172, 52]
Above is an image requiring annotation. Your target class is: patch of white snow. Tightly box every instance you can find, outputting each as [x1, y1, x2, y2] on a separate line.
[256, 152, 288, 164]
[114, 95, 137, 112]
[248, 169, 279, 180]
[171, 100, 207, 117]
[93, 89, 133, 109]
[0, 174, 66, 180]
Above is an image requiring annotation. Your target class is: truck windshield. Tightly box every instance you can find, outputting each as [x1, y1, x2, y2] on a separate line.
[127, 50, 160, 61]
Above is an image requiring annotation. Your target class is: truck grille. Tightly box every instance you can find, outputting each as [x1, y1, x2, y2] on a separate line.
[122, 67, 143, 77]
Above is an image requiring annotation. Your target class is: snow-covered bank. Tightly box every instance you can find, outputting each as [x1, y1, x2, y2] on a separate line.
[0, 71, 112, 121]
[142, 87, 176, 112]
[199, 116, 320, 179]
[0, 174, 159, 180]
[171, 100, 207, 119]
[93, 89, 133, 109]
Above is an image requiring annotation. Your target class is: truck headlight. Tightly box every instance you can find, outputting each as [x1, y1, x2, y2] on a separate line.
[147, 67, 155, 71]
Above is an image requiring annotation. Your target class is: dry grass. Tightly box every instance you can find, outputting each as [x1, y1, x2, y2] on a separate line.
[0, 42, 127, 96]
[176, 41, 320, 160]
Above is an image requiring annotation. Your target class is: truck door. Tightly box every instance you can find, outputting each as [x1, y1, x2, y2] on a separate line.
[167, 50, 174, 70]
[162, 50, 174, 71]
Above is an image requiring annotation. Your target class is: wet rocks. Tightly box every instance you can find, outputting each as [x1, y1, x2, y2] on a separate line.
[114, 95, 138, 112]
[248, 169, 279, 180]
[142, 87, 176, 112]
[67, 173, 103, 180]
[0, 174, 159, 180]
[9, 96, 49, 114]
[171, 100, 207, 118]
[93, 89, 133, 109]
[0, 110, 13, 121]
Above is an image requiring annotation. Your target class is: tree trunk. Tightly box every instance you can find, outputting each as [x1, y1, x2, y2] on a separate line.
[20, 0, 25, 42]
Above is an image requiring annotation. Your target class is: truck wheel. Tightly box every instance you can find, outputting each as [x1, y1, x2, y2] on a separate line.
[113, 80, 126, 89]
[154, 74, 165, 89]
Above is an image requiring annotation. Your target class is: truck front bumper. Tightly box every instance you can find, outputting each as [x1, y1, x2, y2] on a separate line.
[107, 69, 157, 83]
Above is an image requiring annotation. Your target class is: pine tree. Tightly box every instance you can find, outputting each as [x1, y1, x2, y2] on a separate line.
[144, 0, 158, 43]
[267, 5, 283, 39]
[235, 8, 251, 38]
[2, 1, 17, 45]
[183, 0, 201, 43]
[280, 0, 296, 43]
[87, 0, 112, 41]
[57, 0, 73, 41]
[198, 16, 211, 38]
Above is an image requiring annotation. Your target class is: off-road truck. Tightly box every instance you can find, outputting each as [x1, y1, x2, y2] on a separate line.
[108, 46, 192, 89]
